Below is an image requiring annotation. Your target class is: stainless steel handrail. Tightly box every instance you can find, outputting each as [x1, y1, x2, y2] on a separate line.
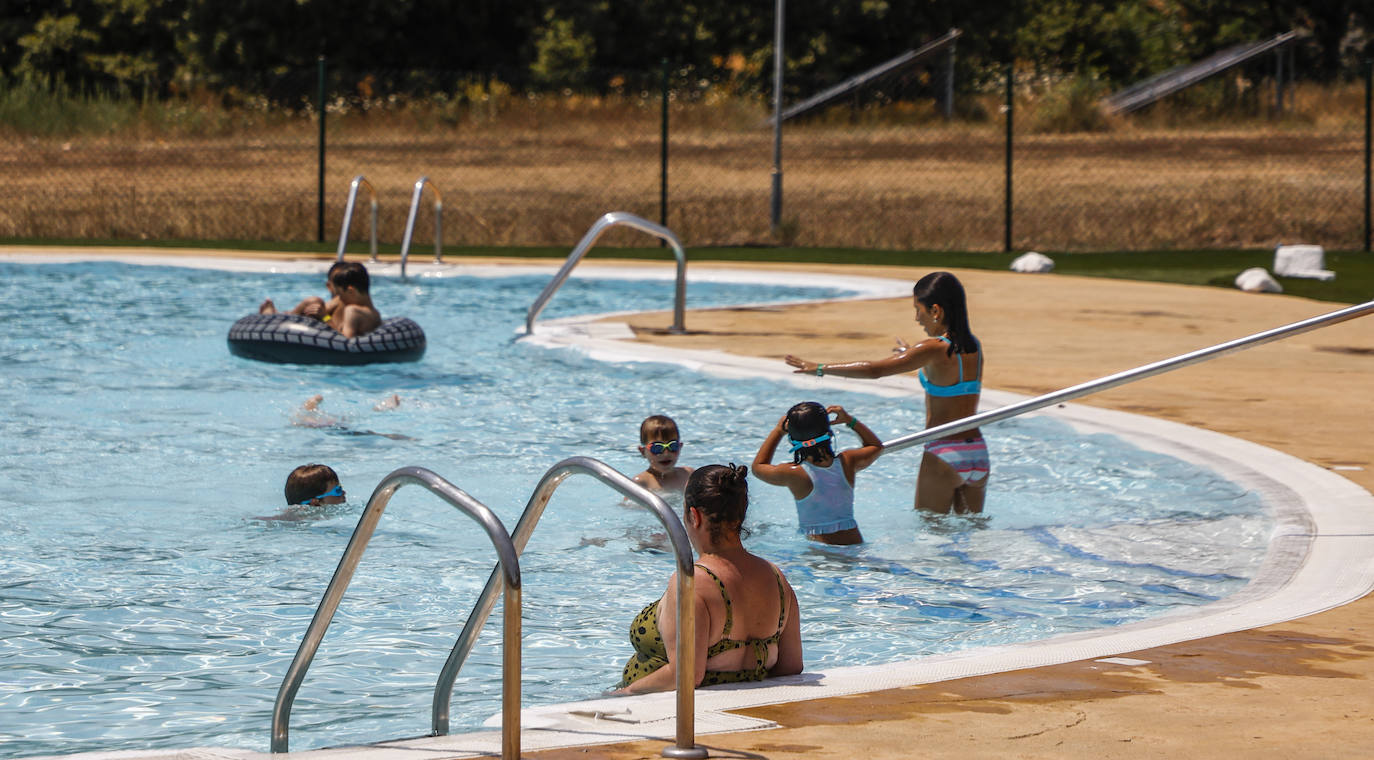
[882, 299, 1374, 453]
[335, 174, 379, 262]
[399, 176, 443, 278]
[433, 456, 706, 759]
[271, 467, 522, 759]
[524, 212, 687, 335]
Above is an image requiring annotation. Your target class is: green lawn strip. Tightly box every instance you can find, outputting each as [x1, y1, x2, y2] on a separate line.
[5, 238, 1369, 305]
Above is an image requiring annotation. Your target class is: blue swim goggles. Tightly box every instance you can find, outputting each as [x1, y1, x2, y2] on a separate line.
[788, 433, 831, 452]
[298, 484, 345, 505]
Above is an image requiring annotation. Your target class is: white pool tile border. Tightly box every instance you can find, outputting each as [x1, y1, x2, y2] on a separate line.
[11, 252, 1374, 760]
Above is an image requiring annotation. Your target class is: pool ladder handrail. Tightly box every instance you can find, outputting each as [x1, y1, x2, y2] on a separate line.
[335, 174, 379, 262]
[435, 455, 708, 759]
[399, 176, 443, 278]
[270, 467, 522, 759]
[525, 211, 687, 335]
[880, 298, 1374, 453]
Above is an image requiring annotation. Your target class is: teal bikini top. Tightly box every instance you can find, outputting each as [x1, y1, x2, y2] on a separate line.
[918, 336, 982, 398]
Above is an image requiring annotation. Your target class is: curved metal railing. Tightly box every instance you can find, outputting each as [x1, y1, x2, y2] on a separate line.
[882, 299, 1374, 453]
[399, 176, 443, 278]
[335, 174, 379, 262]
[270, 467, 522, 759]
[433, 456, 706, 759]
[524, 212, 687, 335]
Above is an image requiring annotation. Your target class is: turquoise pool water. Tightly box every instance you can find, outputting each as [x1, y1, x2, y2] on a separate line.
[0, 260, 1270, 756]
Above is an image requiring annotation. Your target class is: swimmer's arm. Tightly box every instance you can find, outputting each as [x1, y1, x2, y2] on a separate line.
[616, 575, 712, 694]
[834, 407, 883, 474]
[785, 342, 935, 379]
[751, 418, 801, 487]
[336, 305, 364, 338]
[769, 581, 803, 677]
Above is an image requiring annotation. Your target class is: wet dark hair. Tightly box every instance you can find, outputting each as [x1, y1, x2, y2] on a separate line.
[785, 401, 834, 465]
[285, 463, 339, 505]
[914, 271, 978, 356]
[684, 464, 751, 542]
[333, 262, 370, 294]
[639, 414, 680, 444]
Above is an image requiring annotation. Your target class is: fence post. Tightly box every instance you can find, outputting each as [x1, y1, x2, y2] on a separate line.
[1004, 62, 1013, 253]
[1364, 57, 1371, 253]
[316, 55, 327, 243]
[944, 39, 956, 120]
[770, 0, 786, 231]
[660, 58, 670, 232]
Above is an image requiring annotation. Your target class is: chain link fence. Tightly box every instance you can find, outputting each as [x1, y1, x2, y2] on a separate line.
[1, 57, 1369, 252]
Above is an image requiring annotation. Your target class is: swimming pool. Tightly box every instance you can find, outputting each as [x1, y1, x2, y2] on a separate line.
[0, 257, 1271, 757]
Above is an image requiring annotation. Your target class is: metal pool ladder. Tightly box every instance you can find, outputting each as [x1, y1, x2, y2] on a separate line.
[270, 467, 522, 758]
[335, 174, 379, 262]
[399, 175, 443, 278]
[441, 456, 709, 759]
[879, 298, 1374, 453]
[525, 211, 687, 335]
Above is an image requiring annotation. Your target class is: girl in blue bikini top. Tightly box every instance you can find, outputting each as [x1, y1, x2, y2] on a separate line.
[781, 271, 988, 513]
[918, 335, 983, 397]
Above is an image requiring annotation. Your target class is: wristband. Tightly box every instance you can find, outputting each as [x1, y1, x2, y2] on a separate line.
[846, 418, 858, 429]
[816, 364, 825, 377]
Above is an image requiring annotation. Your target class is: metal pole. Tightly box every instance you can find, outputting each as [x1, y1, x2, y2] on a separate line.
[1274, 47, 1283, 116]
[501, 586, 521, 760]
[661, 58, 670, 232]
[944, 38, 955, 120]
[770, 0, 785, 230]
[881, 300, 1374, 453]
[1003, 62, 1013, 252]
[1365, 57, 1371, 253]
[316, 55, 326, 243]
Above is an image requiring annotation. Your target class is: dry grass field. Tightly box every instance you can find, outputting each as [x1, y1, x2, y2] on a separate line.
[2, 87, 1367, 251]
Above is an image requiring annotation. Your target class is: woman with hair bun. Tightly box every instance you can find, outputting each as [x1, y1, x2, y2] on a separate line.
[785, 271, 989, 514]
[615, 464, 803, 694]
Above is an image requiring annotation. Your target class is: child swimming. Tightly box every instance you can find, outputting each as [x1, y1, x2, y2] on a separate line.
[751, 402, 883, 545]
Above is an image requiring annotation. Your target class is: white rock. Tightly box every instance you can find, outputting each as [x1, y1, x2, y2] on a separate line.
[1274, 244, 1336, 281]
[1010, 251, 1055, 273]
[1235, 267, 1283, 293]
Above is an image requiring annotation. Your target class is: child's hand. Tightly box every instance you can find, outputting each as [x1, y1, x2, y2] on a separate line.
[784, 354, 814, 374]
[827, 405, 851, 425]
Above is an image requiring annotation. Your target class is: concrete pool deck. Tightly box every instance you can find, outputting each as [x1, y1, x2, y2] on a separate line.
[6, 250, 1373, 759]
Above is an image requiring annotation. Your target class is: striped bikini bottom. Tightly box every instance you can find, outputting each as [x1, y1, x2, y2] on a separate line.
[924, 436, 991, 486]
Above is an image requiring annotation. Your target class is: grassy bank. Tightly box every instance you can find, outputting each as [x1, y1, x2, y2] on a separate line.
[5, 238, 1369, 305]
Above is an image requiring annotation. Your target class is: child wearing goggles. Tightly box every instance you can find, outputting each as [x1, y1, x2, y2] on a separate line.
[751, 402, 883, 545]
[284, 463, 347, 507]
[633, 415, 694, 494]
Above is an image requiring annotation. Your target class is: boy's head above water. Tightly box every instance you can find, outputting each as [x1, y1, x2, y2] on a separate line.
[332, 262, 370, 297]
[285, 463, 345, 506]
[639, 414, 683, 467]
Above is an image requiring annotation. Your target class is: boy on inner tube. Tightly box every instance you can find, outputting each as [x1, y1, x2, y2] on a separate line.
[259, 262, 381, 338]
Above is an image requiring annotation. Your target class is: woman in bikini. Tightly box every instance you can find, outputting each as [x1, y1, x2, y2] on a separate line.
[784, 271, 989, 514]
[615, 464, 803, 694]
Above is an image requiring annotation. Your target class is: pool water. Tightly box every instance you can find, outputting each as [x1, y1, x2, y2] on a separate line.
[0, 260, 1270, 757]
